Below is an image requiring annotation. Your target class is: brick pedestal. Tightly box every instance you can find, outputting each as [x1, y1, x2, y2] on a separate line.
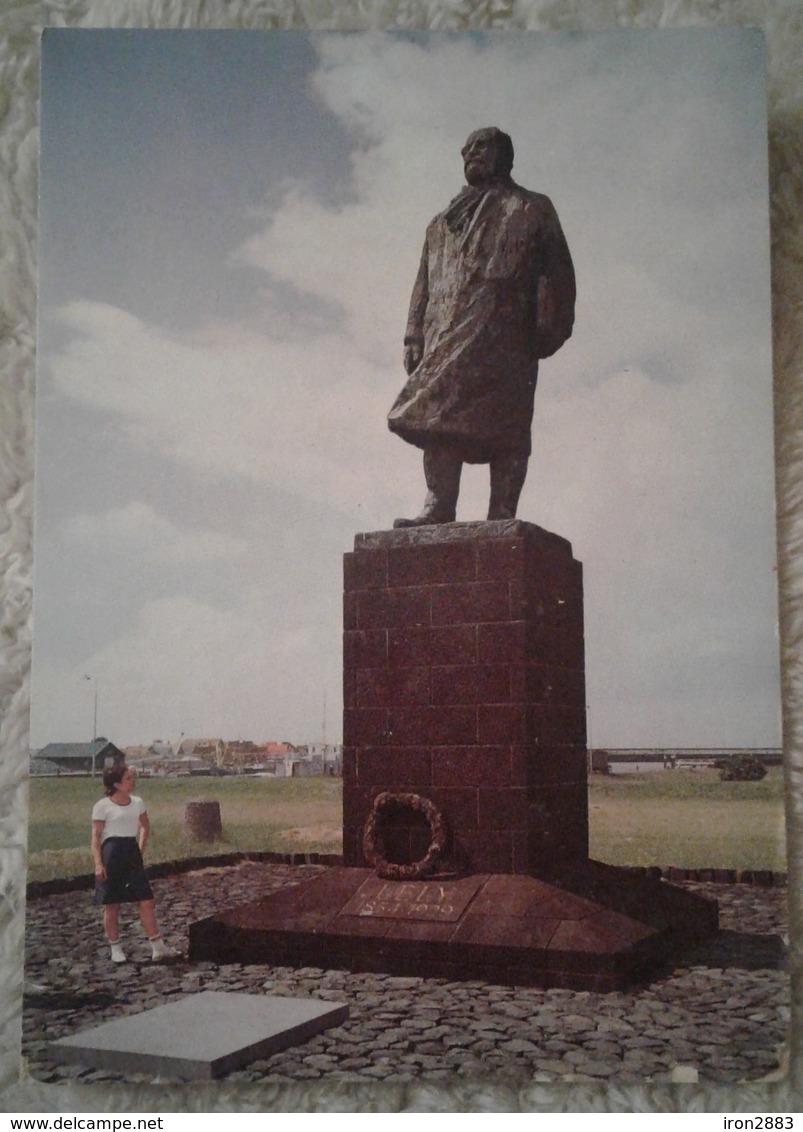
[342, 521, 588, 876]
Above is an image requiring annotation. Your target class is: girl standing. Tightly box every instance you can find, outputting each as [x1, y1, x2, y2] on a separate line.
[91, 763, 174, 963]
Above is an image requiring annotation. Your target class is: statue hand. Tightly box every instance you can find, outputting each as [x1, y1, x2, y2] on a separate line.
[404, 343, 423, 375]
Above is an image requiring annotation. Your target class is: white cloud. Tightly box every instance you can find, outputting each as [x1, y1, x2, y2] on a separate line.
[63, 501, 248, 563]
[47, 299, 403, 522]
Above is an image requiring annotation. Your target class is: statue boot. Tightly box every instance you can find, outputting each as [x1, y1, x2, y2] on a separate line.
[394, 445, 462, 528]
[487, 452, 529, 520]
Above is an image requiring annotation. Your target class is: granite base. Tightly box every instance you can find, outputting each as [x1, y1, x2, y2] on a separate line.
[189, 864, 718, 991]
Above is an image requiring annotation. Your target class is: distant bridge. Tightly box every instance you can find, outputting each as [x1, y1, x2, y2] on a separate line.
[590, 747, 782, 769]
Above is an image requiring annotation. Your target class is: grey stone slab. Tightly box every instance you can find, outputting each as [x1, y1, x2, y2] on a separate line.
[354, 521, 572, 555]
[49, 992, 349, 1080]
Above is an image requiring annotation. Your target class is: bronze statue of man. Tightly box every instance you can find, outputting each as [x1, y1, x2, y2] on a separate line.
[388, 127, 576, 526]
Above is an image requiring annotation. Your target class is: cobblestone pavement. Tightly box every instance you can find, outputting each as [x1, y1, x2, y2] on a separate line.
[23, 862, 789, 1087]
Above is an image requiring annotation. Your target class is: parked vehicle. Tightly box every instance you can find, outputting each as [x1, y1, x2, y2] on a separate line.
[716, 754, 768, 781]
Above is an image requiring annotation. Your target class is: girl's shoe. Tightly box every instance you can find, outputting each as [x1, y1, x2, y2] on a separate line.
[110, 943, 127, 964]
[149, 936, 177, 961]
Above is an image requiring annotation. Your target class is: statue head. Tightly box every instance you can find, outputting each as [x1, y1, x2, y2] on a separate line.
[461, 127, 514, 187]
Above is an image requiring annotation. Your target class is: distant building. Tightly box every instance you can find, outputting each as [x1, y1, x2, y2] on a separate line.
[29, 758, 61, 776]
[150, 740, 175, 759]
[292, 754, 324, 777]
[124, 741, 178, 775]
[298, 742, 343, 775]
[31, 739, 125, 775]
[262, 741, 297, 757]
[178, 738, 224, 764]
[124, 745, 151, 763]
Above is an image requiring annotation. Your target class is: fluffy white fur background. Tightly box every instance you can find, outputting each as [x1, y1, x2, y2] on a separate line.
[1, 0, 801, 1114]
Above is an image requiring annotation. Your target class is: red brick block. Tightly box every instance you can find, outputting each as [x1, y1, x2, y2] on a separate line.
[511, 831, 530, 874]
[341, 830, 364, 868]
[356, 666, 430, 708]
[428, 786, 479, 830]
[528, 705, 587, 746]
[425, 705, 478, 745]
[389, 705, 478, 746]
[344, 707, 391, 746]
[477, 621, 527, 665]
[386, 707, 430, 746]
[341, 746, 357, 783]
[526, 621, 585, 668]
[388, 541, 476, 587]
[529, 814, 589, 871]
[430, 624, 478, 665]
[476, 538, 526, 580]
[510, 745, 532, 787]
[529, 780, 588, 818]
[355, 588, 385, 629]
[387, 626, 431, 667]
[432, 580, 510, 625]
[343, 630, 388, 670]
[465, 831, 514, 874]
[551, 666, 587, 707]
[525, 549, 582, 589]
[431, 664, 510, 706]
[527, 782, 589, 857]
[343, 591, 357, 631]
[478, 703, 528, 745]
[357, 746, 432, 787]
[343, 667, 356, 709]
[509, 577, 528, 620]
[342, 708, 356, 747]
[478, 788, 529, 830]
[519, 744, 588, 786]
[527, 574, 584, 624]
[510, 664, 587, 707]
[342, 785, 380, 835]
[387, 586, 433, 627]
[358, 586, 431, 629]
[343, 549, 388, 592]
[431, 745, 512, 788]
[388, 624, 479, 668]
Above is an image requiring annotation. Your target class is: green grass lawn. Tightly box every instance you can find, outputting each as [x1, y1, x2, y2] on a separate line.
[26, 767, 787, 882]
[588, 767, 786, 871]
[27, 774, 343, 882]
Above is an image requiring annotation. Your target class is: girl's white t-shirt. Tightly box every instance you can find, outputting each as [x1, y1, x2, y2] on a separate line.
[91, 795, 147, 841]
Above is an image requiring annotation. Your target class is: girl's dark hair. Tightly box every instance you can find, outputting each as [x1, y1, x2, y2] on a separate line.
[102, 763, 128, 796]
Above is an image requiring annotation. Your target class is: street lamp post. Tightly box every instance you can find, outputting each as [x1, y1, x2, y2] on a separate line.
[84, 675, 98, 775]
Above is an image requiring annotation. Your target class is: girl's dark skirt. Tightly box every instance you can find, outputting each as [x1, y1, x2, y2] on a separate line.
[94, 836, 154, 905]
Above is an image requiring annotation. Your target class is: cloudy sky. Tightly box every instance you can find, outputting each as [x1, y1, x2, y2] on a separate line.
[32, 27, 779, 750]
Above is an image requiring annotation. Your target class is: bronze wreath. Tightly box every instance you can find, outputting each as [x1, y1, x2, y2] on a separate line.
[362, 791, 446, 880]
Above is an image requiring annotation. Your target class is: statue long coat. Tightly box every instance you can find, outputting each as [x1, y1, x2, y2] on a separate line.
[388, 181, 575, 463]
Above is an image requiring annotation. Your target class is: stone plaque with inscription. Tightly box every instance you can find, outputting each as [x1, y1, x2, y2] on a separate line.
[341, 875, 487, 922]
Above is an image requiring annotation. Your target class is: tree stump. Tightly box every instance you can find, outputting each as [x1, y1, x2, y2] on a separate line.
[185, 799, 222, 842]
